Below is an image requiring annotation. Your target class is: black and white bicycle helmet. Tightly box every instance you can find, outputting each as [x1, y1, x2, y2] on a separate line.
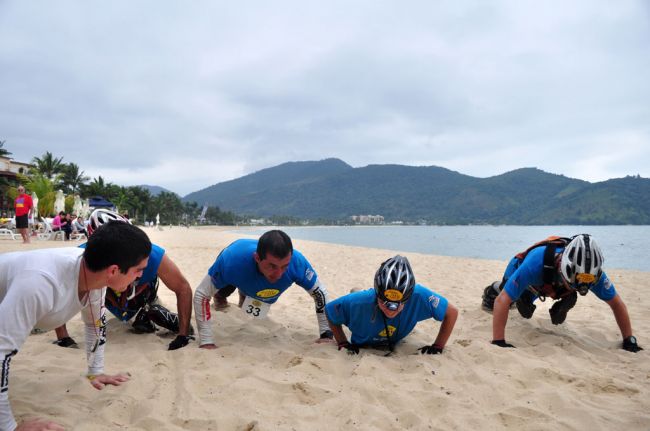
[374, 255, 416, 304]
[87, 209, 130, 237]
[560, 234, 604, 294]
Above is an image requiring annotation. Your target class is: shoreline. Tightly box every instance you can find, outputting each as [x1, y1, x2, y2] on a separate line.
[224, 225, 650, 274]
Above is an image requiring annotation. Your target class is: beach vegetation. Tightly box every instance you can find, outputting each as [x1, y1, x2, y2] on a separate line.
[30, 151, 65, 181]
[19, 173, 56, 217]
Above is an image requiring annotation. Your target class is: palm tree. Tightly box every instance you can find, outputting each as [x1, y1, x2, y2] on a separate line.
[0, 140, 11, 157]
[31, 151, 64, 180]
[151, 191, 184, 224]
[82, 176, 110, 197]
[59, 163, 89, 194]
[20, 174, 56, 217]
[128, 186, 152, 223]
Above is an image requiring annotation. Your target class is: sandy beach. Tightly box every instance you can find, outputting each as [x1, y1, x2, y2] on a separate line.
[2, 227, 649, 430]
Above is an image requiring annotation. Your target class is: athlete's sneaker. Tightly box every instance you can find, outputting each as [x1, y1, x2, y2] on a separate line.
[213, 294, 229, 311]
[515, 290, 536, 319]
[132, 310, 156, 333]
[549, 291, 577, 325]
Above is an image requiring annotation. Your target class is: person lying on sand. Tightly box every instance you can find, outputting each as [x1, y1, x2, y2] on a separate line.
[326, 255, 458, 355]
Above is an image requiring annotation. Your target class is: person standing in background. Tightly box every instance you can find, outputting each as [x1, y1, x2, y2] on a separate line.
[14, 185, 33, 244]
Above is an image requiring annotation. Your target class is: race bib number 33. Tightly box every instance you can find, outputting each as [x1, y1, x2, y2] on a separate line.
[241, 296, 271, 319]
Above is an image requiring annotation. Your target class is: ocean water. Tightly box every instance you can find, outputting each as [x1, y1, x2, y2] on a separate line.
[235, 225, 650, 272]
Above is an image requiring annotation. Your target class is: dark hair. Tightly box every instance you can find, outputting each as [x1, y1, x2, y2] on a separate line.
[84, 221, 152, 273]
[257, 230, 293, 260]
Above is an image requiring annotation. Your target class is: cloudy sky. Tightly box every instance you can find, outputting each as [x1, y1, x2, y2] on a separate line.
[1, 1, 649, 196]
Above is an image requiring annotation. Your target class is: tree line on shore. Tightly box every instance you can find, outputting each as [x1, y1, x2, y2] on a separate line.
[1, 143, 240, 225]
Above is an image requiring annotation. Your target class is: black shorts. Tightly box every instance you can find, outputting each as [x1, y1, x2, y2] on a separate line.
[15, 214, 29, 229]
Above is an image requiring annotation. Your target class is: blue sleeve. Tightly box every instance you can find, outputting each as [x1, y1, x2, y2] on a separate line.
[290, 250, 318, 290]
[325, 296, 348, 326]
[413, 285, 448, 322]
[427, 292, 449, 322]
[503, 248, 544, 301]
[590, 272, 617, 301]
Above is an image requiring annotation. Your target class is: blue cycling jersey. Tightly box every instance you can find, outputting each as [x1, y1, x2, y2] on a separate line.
[502, 246, 616, 302]
[325, 285, 448, 346]
[208, 239, 318, 304]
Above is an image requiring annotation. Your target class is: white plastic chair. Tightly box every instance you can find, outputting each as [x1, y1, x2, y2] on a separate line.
[0, 228, 17, 240]
[37, 218, 65, 241]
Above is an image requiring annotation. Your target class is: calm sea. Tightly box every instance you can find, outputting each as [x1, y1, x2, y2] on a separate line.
[235, 225, 650, 272]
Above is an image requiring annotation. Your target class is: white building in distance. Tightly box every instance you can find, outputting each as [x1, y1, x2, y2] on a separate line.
[350, 215, 384, 225]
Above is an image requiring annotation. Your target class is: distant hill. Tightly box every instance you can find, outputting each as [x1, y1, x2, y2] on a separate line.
[138, 185, 176, 196]
[184, 158, 353, 207]
[182, 159, 650, 224]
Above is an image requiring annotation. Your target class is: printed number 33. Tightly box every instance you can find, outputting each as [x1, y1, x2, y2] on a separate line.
[246, 304, 261, 317]
[241, 296, 270, 319]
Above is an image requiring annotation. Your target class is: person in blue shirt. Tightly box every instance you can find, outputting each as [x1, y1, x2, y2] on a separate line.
[193, 230, 332, 348]
[487, 234, 642, 352]
[326, 255, 458, 355]
[53, 209, 194, 351]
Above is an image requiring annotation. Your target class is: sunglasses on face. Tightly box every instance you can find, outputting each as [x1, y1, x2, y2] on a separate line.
[574, 273, 596, 296]
[381, 288, 405, 311]
[382, 300, 401, 311]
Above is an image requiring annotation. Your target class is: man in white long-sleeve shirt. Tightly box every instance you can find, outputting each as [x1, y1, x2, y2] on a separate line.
[0, 221, 151, 431]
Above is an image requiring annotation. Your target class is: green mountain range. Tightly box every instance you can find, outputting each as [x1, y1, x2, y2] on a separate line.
[183, 158, 650, 224]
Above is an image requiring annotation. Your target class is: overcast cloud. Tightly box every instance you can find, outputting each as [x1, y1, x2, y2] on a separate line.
[1, 1, 649, 196]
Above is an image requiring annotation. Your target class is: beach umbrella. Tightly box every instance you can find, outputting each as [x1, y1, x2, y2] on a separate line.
[54, 190, 65, 214]
[31, 192, 38, 224]
[73, 194, 83, 216]
[81, 198, 90, 218]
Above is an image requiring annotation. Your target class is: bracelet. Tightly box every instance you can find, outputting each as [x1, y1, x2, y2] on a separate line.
[87, 375, 97, 381]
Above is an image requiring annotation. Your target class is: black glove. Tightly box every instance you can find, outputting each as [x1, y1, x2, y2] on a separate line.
[168, 334, 195, 350]
[320, 330, 334, 340]
[419, 344, 443, 354]
[53, 337, 79, 349]
[491, 339, 515, 348]
[338, 341, 360, 355]
[622, 336, 643, 353]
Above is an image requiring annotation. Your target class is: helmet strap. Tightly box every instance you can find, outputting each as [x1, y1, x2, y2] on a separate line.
[380, 310, 395, 354]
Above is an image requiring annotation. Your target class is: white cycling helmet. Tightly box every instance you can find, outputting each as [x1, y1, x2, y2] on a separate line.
[560, 234, 604, 294]
[87, 209, 130, 237]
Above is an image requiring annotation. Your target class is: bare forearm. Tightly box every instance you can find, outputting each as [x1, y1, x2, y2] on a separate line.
[175, 285, 193, 336]
[492, 291, 513, 340]
[328, 321, 348, 345]
[608, 295, 633, 338]
[433, 304, 458, 348]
